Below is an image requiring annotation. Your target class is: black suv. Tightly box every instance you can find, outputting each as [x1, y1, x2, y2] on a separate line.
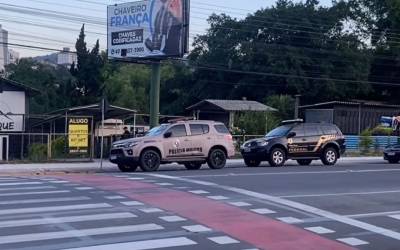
[241, 121, 346, 167]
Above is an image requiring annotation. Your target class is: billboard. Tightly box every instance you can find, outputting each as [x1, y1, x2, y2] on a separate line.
[0, 92, 25, 132]
[107, 0, 189, 59]
[68, 118, 89, 154]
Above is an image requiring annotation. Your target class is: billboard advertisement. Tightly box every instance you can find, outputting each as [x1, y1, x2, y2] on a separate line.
[107, 0, 189, 59]
[0, 92, 25, 132]
[68, 117, 89, 154]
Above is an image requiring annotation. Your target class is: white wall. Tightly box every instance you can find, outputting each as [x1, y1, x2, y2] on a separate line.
[0, 91, 26, 132]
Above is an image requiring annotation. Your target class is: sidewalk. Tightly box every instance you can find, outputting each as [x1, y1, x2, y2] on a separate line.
[0, 157, 384, 175]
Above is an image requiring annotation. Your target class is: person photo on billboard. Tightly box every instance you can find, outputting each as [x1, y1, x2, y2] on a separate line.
[145, 0, 183, 56]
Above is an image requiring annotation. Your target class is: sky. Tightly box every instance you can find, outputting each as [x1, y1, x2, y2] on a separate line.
[0, 0, 331, 58]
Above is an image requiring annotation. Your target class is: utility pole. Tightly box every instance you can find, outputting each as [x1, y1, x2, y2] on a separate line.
[294, 94, 301, 119]
[149, 61, 161, 128]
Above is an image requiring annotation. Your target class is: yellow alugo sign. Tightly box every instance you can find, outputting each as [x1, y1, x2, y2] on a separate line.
[68, 118, 89, 153]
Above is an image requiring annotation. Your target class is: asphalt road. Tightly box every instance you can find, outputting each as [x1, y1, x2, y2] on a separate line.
[0, 158, 399, 250]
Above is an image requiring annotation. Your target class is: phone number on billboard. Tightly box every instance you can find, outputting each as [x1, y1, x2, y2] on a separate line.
[110, 48, 145, 55]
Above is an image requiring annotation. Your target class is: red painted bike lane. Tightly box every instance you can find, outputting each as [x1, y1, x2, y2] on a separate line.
[58, 174, 354, 250]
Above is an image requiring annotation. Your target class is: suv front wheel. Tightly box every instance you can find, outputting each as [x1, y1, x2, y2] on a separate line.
[139, 149, 161, 172]
[321, 147, 338, 166]
[207, 148, 227, 169]
[269, 148, 286, 167]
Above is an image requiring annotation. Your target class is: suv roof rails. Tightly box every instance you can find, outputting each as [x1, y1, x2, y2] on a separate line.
[168, 117, 195, 123]
[280, 119, 304, 125]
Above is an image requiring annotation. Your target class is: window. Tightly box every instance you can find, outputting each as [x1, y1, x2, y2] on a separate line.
[166, 125, 187, 137]
[290, 125, 305, 137]
[266, 125, 293, 137]
[214, 124, 230, 134]
[305, 125, 322, 136]
[321, 125, 339, 135]
[190, 124, 210, 135]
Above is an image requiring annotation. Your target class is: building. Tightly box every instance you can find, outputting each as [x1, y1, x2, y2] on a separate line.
[187, 99, 277, 128]
[0, 25, 8, 72]
[0, 77, 39, 161]
[300, 101, 400, 135]
[7, 49, 19, 65]
[57, 47, 77, 67]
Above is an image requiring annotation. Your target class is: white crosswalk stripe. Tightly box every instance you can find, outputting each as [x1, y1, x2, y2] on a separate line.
[0, 182, 43, 186]
[0, 212, 137, 228]
[0, 190, 70, 197]
[62, 237, 197, 250]
[0, 203, 112, 216]
[0, 224, 164, 245]
[0, 196, 91, 205]
[0, 186, 55, 192]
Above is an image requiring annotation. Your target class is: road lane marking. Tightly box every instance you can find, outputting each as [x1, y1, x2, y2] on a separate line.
[305, 226, 335, 234]
[208, 236, 239, 244]
[159, 216, 187, 222]
[0, 203, 112, 215]
[0, 190, 70, 197]
[188, 190, 209, 194]
[120, 201, 144, 206]
[150, 173, 400, 241]
[182, 225, 212, 233]
[281, 189, 400, 198]
[177, 168, 400, 178]
[0, 196, 90, 205]
[228, 201, 252, 207]
[250, 208, 276, 214]
[0, 224, 163, 245]
[0, 212, 137, 228]
[347, 210, 400, 218]
[50, 180, 69, 183]
[337, 237, 369, 246]
[62, 237, 197, 250]
[207, 195, 229, 200]
[0, 181, 43, 186]
[75, 187, 94, 190]
[389, 214, 400, 220]
[277, 217, 303, 224]
[156, 183, 173, 186]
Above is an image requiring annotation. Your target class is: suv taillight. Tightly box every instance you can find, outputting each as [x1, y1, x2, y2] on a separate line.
[225, 134, 233, 141]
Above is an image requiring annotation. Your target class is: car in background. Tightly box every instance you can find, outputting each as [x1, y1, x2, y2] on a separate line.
[109, 120, 235, 172]
[384, 144, 400, 164]
[241, 120, 346, 167]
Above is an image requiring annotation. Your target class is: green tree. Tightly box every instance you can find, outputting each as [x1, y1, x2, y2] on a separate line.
[70, 24, 104, 105]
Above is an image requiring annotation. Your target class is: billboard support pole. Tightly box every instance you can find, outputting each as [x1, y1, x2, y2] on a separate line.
[150, 61, 161, 128]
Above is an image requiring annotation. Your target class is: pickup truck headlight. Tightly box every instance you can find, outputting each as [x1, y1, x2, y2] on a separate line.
[124, 142, 138, 148]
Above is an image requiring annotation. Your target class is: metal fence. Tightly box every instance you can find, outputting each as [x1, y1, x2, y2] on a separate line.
[1, 133, 399, 162]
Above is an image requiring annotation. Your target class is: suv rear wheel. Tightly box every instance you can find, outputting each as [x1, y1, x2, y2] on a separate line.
[269, 148, 286, 167]
[244, 158, 261, 167]
[118, 164, 138, 172]
[207, 148, 227, 169]
[184, 162, 203, 170]
[139, 149, 161, 172]
[321, 147, 338, 166]
[297, 159, 312, 166]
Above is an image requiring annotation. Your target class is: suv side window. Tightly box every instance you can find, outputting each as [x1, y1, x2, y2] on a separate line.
[321, 125, 339, 135]
[190, 124, 210, 136]
[214, 124, 230, 134]
[166, 125, 187, 137]
[305, 125, 322, 136]
[291, 124, 305, 137]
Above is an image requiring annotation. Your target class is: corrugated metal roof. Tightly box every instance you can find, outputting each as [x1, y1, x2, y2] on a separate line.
[187, 99, 277, 112]
[0, 77, 40, 95]
[300, 101, 400, 109]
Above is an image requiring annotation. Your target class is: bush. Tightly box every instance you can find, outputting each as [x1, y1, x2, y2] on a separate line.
[51, 136, 66, 158]
[359, 129, 373, 154]
[372, 126, 393, 136]
[28, 144, 48, 162]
